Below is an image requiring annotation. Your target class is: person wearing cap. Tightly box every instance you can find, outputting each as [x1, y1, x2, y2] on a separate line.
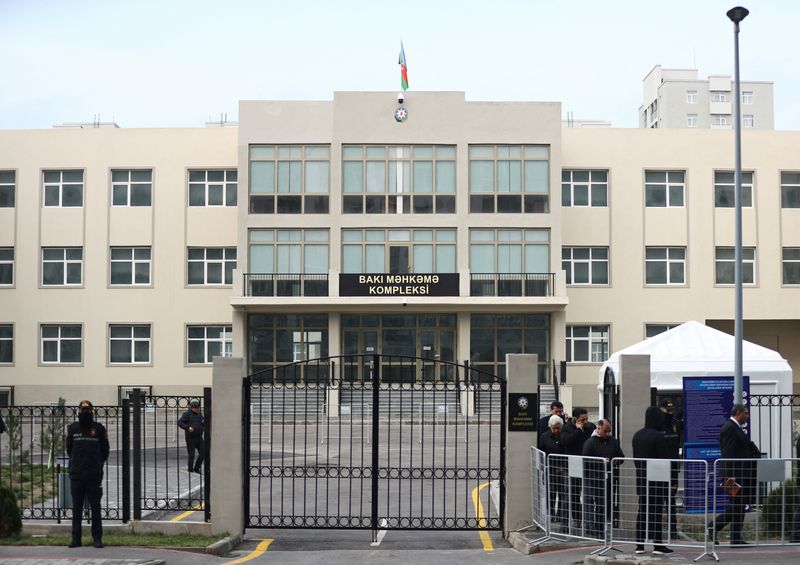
[178, 399, 205, 474]
[66, 400, 110, 548]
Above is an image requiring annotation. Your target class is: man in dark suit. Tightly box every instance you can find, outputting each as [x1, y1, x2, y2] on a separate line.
[709, 403, 759, 545]
[537, 401, 564, 447]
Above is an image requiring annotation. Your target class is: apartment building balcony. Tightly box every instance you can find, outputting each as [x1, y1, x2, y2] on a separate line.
[469, 273, 555, 297]
[243, 273, 329, 297]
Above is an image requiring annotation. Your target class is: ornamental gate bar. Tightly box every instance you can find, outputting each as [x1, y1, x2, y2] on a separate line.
[244, 354, 505, 533]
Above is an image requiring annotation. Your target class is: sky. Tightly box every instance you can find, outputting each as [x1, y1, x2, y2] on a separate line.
[1, 0, 797, 130]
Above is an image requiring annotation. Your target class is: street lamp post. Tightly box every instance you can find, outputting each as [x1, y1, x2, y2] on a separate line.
[727, 6, 749, 405]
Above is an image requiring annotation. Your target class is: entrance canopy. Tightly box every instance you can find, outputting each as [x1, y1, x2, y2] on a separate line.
[599, 321, 793, 394]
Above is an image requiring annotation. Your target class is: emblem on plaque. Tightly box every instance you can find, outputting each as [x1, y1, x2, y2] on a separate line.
[394, 106, 408, 122]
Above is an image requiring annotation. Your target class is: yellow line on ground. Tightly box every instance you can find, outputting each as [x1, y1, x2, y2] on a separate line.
[169, 503, 204, 523]
[471, 482, 494, 552]
[225, 538, 273, 564]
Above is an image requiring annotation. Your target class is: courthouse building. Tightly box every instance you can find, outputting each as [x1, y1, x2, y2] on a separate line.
[1, 91, 799, 407]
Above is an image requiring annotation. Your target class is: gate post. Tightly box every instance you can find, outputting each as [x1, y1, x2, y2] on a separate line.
[504, 354, 538, 535]
[211, 356, 246, 536]
[132, 389, 142, 521]
[121, 398, 130, 523]
[203, 386, 212, 522]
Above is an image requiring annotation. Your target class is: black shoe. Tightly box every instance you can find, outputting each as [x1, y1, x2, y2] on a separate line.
[707, 527, 719, 545]
[93, 539, 104, 548]
[653, 546, 674, 555]
[68, 541, 81, 548]
[635, 545, 646, 554]
[187, 468, 194, 473]
[730, 539, 750, 545]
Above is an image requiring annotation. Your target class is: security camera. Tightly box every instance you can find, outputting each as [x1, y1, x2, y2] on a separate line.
[397, 92, 404, 104]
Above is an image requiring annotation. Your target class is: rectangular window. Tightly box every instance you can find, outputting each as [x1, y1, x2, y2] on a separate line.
[470, 314, 550, 382]
[342, 229, 456, 274]
[566, 325, 609, 363]
[0, 248, 13, 285]
[0, 170, 15, 207]
[42, 247, 83, 286]
[687, 114, 698, 128]
[342, 145, 454, 215]
[645, 170, 685, 207]
[781, 172, 800, 208]
[109, 324, 151, 364]
[783, 248, 800, 285]
[645, 324, 680, 338]
[40, 324, 81, 364]
[469, 229, 549, 272]
[561, 170, 608, 207]
[249, 145, 329, 214]
[645, 247, 686, 285]
[249, 229, 329, 273]
[187, 247, 236, 285]
[469, 145, 549, 213]
[742, 91, 754, 104]
[562, 247, 609, 285]
[715, 247, 755, 285]
[714, 171, 753, 207]
[110, 247, 151, 285]
[686, 90, 697, 104]
[188, 169, 237, 207]
[711, 91, 728, 103]
[743, 114, 754, 128]
[711, 114, 730, 126]
[249, 314, 329, 378]
[43, 170, 83, 207]
[111, 169, 152, 206]
[0, 324, 12, 364]
[187, 325, 233, 364]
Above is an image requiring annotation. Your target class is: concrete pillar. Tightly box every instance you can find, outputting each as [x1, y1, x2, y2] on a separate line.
[231, 308, 247, 358]
[210, 356, 246, 536]
[457, 311, 474, 416]
[504, 353, 538, 535]
[326, 312, 341, 417]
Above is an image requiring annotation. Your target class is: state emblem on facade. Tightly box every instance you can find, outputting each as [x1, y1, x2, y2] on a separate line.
[394, 106, 408, 122]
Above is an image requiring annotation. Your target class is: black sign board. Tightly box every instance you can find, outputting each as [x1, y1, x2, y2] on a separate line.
[339, 273, 460, 297]
[508, 392, 538, 432]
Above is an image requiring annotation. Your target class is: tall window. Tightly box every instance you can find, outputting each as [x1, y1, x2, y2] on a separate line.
[566, 325, 609, 363]
[781, 172, 800, 208]
[645, 324, 680, 338]
[188, 169, 237, 207]
[743, 115, 754, 128]
[41, 324, 81, 364]
[109, 324, 151, 364]
[711, 114, 730, 127]
[0, 325, 12, 363]
[711, 91, 728, 102]
[715, 247, 755, 284]
[110, 247, 151, 285]
[187, 325, 232, 364]
[43, 170, 83, 207]
[0, 248, 13, 285]
[645, 247, 686, 285]
[42, 247, 83, 286]
[249, 229, 328, 273]
[469, 145, 549, 213]
[645, 170, 685, 207]
[249, 145, 329, 214]
[742, 91, 754, 104]
[249, 314, 329, 378]
[562, 247, 609, 285]
[783, 248, 800, 285]
[686, 90, 698, 104]
[471, 314, 549, 381]
[342, 229, 456, 274]
[342, 145, 454, 214]
[715, 171, 753, 207]
[561, 170, 608, 207]
[469, 229, 549, 273]
[187, 247, 236, 285]
[687, 114, 698, 128]
[0, 171, 15, 207]
[112, 169, 152, 206]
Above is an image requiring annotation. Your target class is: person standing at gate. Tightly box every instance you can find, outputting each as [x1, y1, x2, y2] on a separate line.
[632, 406, 674, 556]
[538, 401, 564, 447]
[178, 399, 205, 474]
[658, 398, 681, 539]
[66, 400, 109, 549]
[582, 419, 624, 537]
[540, 415, 567, 526]
[562, 407, 596, 524]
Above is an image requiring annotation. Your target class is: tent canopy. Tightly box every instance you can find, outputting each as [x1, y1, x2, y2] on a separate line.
[598, 321, 793, 394]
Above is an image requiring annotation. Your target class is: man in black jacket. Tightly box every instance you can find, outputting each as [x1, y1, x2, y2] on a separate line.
[658, 398, 681, 539]
[582, 419, 624, 536]
[709, 403, 759, 545]
[632, 406, 674, 555]
[66, 400, 110, 549]
[562, 407, 596, 523]
[178, 400, 205, 474]
[538, 401, 564, 447]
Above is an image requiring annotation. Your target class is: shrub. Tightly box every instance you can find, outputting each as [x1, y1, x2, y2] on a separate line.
[760, 479, 799, 537]
[0, 485, 22, 538]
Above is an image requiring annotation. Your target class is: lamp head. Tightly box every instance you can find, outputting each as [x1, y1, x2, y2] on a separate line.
[726, 6, 749, 24]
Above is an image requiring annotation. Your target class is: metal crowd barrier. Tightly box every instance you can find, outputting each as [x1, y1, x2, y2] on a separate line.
[528, 447, 550, 543]
[548, 453, 610, 547]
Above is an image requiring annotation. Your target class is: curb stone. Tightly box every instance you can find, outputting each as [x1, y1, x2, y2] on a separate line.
[206, 533, 242, 555]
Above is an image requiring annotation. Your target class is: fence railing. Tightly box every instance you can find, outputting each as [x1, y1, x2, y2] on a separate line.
[243, 273, 329, 297]
[469, 273, 555, 297]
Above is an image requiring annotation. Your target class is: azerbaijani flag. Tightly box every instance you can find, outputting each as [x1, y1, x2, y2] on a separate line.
[398, 42, 409, 91]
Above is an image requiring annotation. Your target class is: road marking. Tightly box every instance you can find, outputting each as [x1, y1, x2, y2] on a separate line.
[169, 503, 204, 522]
[370, 518, 389, 546]
[471, 482, 494, 552]
[225, 538, 273, 564]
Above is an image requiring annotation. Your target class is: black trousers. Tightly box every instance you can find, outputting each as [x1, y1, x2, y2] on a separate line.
[71, 479, 102, 542]
[584, 478, 609, 535]
[569, 477, 582, 521]
[636, 482, 667, 545]
[712, 493, 747, 541]
[186, 436, 205, 471]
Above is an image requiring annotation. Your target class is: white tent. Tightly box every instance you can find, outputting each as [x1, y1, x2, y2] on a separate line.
[598, 320, 794, 457]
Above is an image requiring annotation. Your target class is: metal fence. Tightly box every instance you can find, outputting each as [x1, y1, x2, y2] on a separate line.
[549, 453, 611, 545]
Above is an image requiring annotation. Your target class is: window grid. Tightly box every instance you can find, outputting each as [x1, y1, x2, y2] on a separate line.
[469, 229, 550, 274]
[0, 324, 12, 364]
[687, 114, 698, 128]
[110, 247, 151, 285]
[742, 91, 754, 104]
[469, 145, 550, 213]
[342, 229, 456, 274]
[0, 170, 15, 207]
[470, 314, 550, 382]
[109, 324, 151, 364]
[743, 115, 754, 128]
[188, 169, 237, 207]
[645, 247, 686, 285]
[112, 169, 152, 206]
[711, 114, 730, 127]
[645, 170, 685, 207]
[562, 247, 609, 285]
[711, 91, 728, 103]
[41, 247, 83, 286]
[781, 172, 800, 209]
[686, 90, 698, 104]
[248, 229, 329, 274]
[566, 325, 609, 363]
[187, 247, 237, 285]
[715, 247, 756, 285]
[41, 324, 81, 364]
[561, 170, 608, 207]
[249, 145, 329, 214]
[187, 325, 233, 364]
[43, 170, 83, 207]
[645, 324, 680, 339]
[0, 247, 13, 286]
[783, 248, 800, 285]
[714, 171, 753, 208]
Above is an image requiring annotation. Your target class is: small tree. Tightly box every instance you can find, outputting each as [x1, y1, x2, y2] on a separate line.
[0, 484, 22, 537]
[3, 411, 25, 477]
[39, 398, 67, 469]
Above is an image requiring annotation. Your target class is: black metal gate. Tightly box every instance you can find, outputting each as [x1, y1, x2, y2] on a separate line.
[244, 355, 505, 531]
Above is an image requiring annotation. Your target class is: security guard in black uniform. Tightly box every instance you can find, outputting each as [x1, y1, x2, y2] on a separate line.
[178, 399, 205, 473]
[66, 400, 110, 548]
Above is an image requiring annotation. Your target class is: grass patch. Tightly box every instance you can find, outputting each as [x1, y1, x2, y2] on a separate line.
[0, 465, 57, 507]
[0, 532, 224, 547]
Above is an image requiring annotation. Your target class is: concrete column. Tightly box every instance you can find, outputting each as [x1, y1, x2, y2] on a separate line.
[231, 308, 247, 358]
[327, 312, 341, 416]
[210, 356, 246, 536]
[504, 353, 538, 535]
[457, 311, 474, 416]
